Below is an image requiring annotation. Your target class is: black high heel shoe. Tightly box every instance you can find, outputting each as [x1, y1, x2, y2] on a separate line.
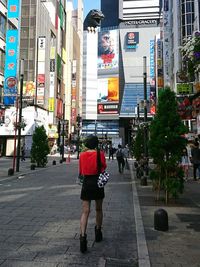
[80, 234, 87, 253]
[95, 226, 103, 242]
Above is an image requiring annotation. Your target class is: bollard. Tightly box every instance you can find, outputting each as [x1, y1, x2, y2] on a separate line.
[154, 208, 168, 231]
[8, 168, 14, 176]
[52, 160, 56, 165]
[140, 176, 147, 186]
[30, 164, 36, 170]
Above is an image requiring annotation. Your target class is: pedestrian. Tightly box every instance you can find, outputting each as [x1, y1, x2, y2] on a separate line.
[180, 148, 190, 181]
[123, 144, 129, 168]
[21, 143, 25, 161]
[108, 144, 114, 160]
[190, 141, 200, 180]
[79, 135, 107, 253]
[116, 144, 125, 173]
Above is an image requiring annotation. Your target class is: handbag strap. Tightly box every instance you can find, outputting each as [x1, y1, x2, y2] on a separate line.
[97, 148, 101, 174]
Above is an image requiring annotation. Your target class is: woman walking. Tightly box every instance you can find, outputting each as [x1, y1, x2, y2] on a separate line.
[79, 135, 107, 253]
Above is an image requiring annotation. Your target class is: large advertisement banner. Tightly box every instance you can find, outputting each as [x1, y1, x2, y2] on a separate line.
[4, 30, 19, 105]
[97, 77, 119, 114]
[98, 30, 118, 74]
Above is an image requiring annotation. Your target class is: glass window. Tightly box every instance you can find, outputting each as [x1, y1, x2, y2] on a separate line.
[186, 14, 192, 24]
[0, 14, 6, 39]
[187, 25, 192, 35]
[21, 6, 30, 16]
[0, 49, 5, 74]
[186, 2, 192, 12]
[182, 15, 185, 26]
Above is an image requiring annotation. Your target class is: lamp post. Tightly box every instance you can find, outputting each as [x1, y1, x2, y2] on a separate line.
[16, 59, 24, 172]
[61, 95, 65, 162]
[143, 56, 148, 174]
[76, 114, 81, 159]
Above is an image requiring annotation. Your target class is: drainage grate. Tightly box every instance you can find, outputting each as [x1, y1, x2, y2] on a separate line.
[105, 258, 138, 267]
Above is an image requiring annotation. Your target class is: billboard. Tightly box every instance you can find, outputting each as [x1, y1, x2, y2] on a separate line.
[97, 77, 119, 114]
[98, 29, 118, 74]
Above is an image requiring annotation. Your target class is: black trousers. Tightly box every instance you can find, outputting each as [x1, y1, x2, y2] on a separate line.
[117, 157, 125, 173]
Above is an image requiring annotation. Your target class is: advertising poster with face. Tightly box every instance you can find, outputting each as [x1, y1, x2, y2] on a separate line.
[98, 29, 119, 75]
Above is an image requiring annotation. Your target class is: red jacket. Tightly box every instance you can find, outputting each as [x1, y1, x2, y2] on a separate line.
[79, 150, 107, 175]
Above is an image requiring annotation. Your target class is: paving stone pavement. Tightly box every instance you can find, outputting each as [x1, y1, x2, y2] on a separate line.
[0, 157, 138, 267]
[2, 155, 200, 267]
[136, 166, 200, 267]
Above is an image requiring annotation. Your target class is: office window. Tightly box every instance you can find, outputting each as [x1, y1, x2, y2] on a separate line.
[0, 13, 6, 39]
[0, 49, 5, 74]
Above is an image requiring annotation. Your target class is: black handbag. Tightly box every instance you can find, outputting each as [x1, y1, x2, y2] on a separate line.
[97, 149, 110, 188]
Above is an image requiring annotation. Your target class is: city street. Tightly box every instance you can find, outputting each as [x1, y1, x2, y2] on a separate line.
[1, 156, 200, 266]
[0, 157, 138, 267]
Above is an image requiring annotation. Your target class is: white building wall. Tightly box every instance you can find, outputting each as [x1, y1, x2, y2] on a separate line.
[120, 27, 160, 84]
[82, 31, 98, 120]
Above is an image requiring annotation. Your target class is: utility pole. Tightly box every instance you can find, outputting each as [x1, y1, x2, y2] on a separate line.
[16, 59, 24, 172]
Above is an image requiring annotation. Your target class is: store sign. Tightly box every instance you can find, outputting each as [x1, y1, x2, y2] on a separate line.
[177, 83, 193, 95]
[126, 32, 139, 49]
[124, 19, 157, 26]
[97, 103, 118, 114]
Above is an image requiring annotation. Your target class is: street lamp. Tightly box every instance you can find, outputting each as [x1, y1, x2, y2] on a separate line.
[61, 95, 65, 162]
[76, 114, 81, 159]
[143, 56, 148, 175]
[16, 59, 24, 172]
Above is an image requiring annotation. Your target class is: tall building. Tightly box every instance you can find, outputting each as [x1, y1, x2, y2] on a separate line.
[165, 0, 200, 133]
[98, 0, 161, 144]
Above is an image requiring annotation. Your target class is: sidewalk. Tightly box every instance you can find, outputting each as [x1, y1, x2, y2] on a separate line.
[0, 153, 77, 181]
[134, 164, 200, 267]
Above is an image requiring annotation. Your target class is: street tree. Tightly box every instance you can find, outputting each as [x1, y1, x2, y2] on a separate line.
[31, 126, 50, 167]
[148, 87, 188, 203]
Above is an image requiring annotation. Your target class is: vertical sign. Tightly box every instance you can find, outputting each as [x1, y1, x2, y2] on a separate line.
[150, 40, 156, 115]
[4, 0, 20, 105]
[4, 31, 18, 105]
[7, 0, 19, 18]
[37, 36, 46, 105]
[163, 0, 171, 86]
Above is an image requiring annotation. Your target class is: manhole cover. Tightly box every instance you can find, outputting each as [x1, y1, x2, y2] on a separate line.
[105, 258, 138, 267]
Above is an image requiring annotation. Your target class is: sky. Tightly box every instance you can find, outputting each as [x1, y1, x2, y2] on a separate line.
[73, 0, 100, 18]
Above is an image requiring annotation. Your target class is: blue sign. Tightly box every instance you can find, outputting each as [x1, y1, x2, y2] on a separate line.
[7, 0, 20, 19]
[4, 30, 19, 105]
[150, 40, 155, 78]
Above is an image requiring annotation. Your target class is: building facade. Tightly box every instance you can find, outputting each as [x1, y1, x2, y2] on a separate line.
[0, 0, 83, 156]
[97, 0, 161, 144]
